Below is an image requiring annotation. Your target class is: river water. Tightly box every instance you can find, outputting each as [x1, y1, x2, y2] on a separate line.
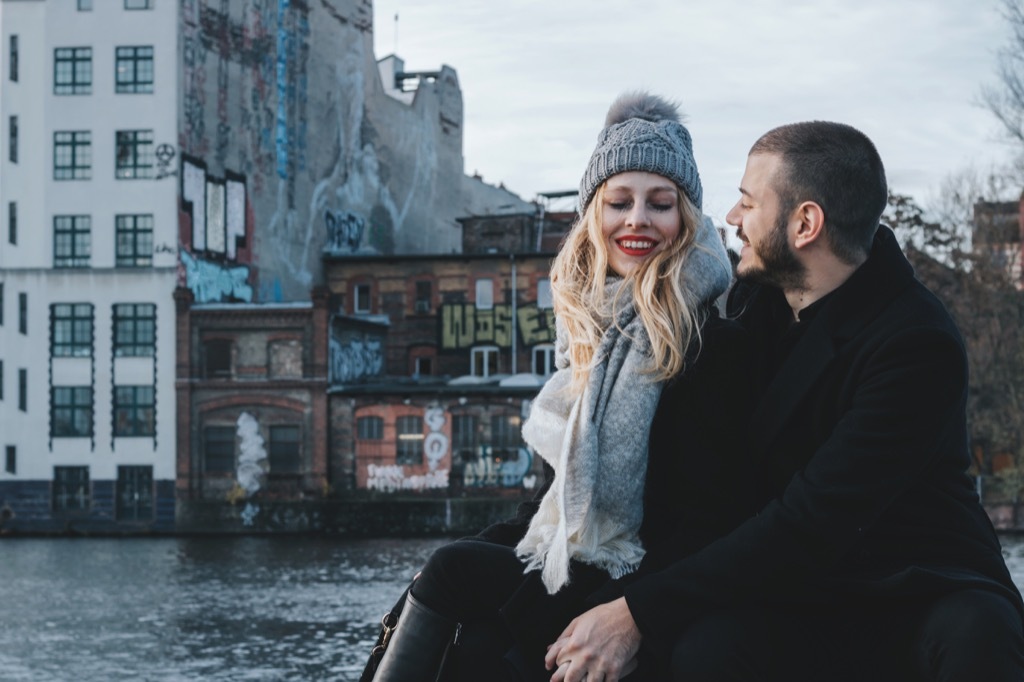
[3, 535, 1024, 681]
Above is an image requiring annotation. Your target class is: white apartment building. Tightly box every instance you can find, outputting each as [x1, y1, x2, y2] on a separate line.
[0, 0, 178, 530]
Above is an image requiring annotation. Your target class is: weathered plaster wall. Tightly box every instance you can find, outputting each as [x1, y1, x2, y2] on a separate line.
[178, 0, 517, 304]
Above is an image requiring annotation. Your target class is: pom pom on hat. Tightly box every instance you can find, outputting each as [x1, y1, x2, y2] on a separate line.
[579, 91, 702, 212]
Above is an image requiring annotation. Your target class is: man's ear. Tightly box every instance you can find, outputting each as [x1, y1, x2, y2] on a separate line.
[792, 201, 825, 250]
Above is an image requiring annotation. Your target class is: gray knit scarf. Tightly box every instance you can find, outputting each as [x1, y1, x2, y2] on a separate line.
[516, 217, 732, 594]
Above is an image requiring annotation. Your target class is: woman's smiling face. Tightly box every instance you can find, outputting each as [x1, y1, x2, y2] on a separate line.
[599, 171, 682, 277]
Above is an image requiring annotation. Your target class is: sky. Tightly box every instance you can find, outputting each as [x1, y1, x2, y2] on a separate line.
[372, 0, 1020, 226]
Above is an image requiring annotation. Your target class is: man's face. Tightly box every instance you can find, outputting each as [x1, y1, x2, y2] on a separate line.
[725, 153, 806, 290]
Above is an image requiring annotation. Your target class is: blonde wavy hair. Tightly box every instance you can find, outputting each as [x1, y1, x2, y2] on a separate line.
[549, 183, 706, 395]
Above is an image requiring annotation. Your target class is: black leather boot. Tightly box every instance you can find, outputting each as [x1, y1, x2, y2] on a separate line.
[373, 592, 461, 682]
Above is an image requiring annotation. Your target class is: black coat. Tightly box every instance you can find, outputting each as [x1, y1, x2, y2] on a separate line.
[620, 226, 1023, 655]
[475, 308, 754, 661]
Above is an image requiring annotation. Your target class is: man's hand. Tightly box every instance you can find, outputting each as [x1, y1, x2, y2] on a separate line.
[544, 597, 641, 682]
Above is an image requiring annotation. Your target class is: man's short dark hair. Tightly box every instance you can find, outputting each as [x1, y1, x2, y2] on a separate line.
[750, 121, 887, 264]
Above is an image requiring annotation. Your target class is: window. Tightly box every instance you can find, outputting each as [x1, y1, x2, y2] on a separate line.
[113, 385, 154, 437]
[53, 215, 92, 268]
[452, 415, 478, 460]
[0, 360, 4, 400]
[396, 415, 424, 465]
[124, 0, 153, 9]
[113, 304, 155, 357]
[5, 446, 14, 474]
[78, 0, 93, 10]
[203, 340, 232, 378]
[8, 116, 17, 163]
[269, 425, 301, 474]
[475, 278, 494, 310]
[115, 214, 153, 266]
[0, 282, 4, 325]
[414, 356, 432, 376]
[115, 130, 154, 179]
[54, 47, 92, 95]
[537, 278, 553, 309]
[52, 387, 92, 437]
[471, 345, 499, 378]
[52, 304, 93, 357]
[54, 131, 92, 180]
[353, 283, 371, 314]
[53, 466, 90, 512]
[491, 413, 524, 461]
[18, 369, 26, 411]
[203, 427, 235, 472]
[414, 281, 432, 313]
[116, 466, 152, 520]
[8, 201, 15, 245]
[8, 35, 17, 82]
[18, 292, 26, 334]
[356, 416, 384, 440]
[115, 46, 154, 93]
[532, 344, 556, 377]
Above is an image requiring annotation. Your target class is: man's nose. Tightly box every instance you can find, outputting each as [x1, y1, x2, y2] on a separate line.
[725, 202, 741, 227]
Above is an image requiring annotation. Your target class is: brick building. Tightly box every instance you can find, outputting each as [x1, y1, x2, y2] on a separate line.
[172, 287, 330, 523]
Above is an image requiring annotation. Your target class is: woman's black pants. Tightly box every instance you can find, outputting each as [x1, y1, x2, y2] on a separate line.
[409, 538, 608, 681]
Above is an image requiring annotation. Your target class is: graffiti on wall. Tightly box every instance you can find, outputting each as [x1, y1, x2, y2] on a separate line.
[462, 447, 533, 488]
[329, 317, 386, 384]
[236, 412, 268, 526]
[366, 464, 449, 492]
[181, 250, 254, 303]
[440, 303, 556, 350]
[182, 157, 248, 260]
[324, 210, 366, 254]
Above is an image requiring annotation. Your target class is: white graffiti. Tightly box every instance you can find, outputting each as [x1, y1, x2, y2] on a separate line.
[366, 464, 449, 492]
[240, 502, 260, 526]
[423, 406, 448, 471]
[181, 249, 253, 303]
[329, 334, 383, 383]
[463, 447, 533, 488]
[182, 158, 247, 259]
[236, 412, 267, 496]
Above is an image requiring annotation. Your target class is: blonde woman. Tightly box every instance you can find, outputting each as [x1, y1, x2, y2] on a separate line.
[366, 93, 753, 682]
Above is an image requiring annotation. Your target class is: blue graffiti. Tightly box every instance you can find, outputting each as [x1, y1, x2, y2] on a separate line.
[181, 249, 253, 303]
[275, 0, 290, 179]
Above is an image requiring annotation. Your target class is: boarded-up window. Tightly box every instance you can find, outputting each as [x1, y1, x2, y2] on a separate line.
[268, 339, 302, 378]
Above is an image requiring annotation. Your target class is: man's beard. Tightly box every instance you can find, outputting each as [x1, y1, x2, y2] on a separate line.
[738, 210, 807, 290]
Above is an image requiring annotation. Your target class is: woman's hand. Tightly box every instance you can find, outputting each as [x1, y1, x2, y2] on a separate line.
[544, 597, 641, 682]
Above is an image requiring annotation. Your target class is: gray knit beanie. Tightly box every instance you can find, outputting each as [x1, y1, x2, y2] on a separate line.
[579, 91, 702, 213]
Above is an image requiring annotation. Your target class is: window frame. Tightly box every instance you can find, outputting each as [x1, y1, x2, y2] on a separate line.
[51, 303, 94, 358]
[475, 278, 494, 310]
[53, 466, 90, 512]
[203, 426, 235, 473]
[17, 368, 26, 412]
[116, 465, 153, 521]
[532, 343, 556, 377]
[8, 34, 17, 82]
[395, 415, 424, 465]
[53, 215, 92, 268]
[113, 303, 155, 357]
[115, 45, 154, 94]
[113, 385, 155, 437]
[353, 283, 371, 314]
[124, 0, 154, 9]
[51, 386, 93, 438]
[54, 47, 93, 95]
[203, 339, 232, 379]
[414, 280, 432, 314]
[53, 131, 92, 180]
[471, 345, 500, 378]
[115, 129, 154, 179]
[8, 115, 17, 163]
[8, 201, 16, 245]
[356, 416, 384, 440]
[115, 214, 154, 267]
[5, 445, 14, 475]
[268, 425, 301, 474]
[18, 292, 27, 334]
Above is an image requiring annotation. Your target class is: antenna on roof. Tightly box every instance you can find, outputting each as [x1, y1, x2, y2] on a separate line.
[394, 12, 399, 55]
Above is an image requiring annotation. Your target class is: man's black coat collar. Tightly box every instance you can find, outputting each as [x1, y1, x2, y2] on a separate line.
[738, 226, 917, 457]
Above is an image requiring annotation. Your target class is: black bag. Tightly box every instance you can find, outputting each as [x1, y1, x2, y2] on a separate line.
[359, 585, 411, 682]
